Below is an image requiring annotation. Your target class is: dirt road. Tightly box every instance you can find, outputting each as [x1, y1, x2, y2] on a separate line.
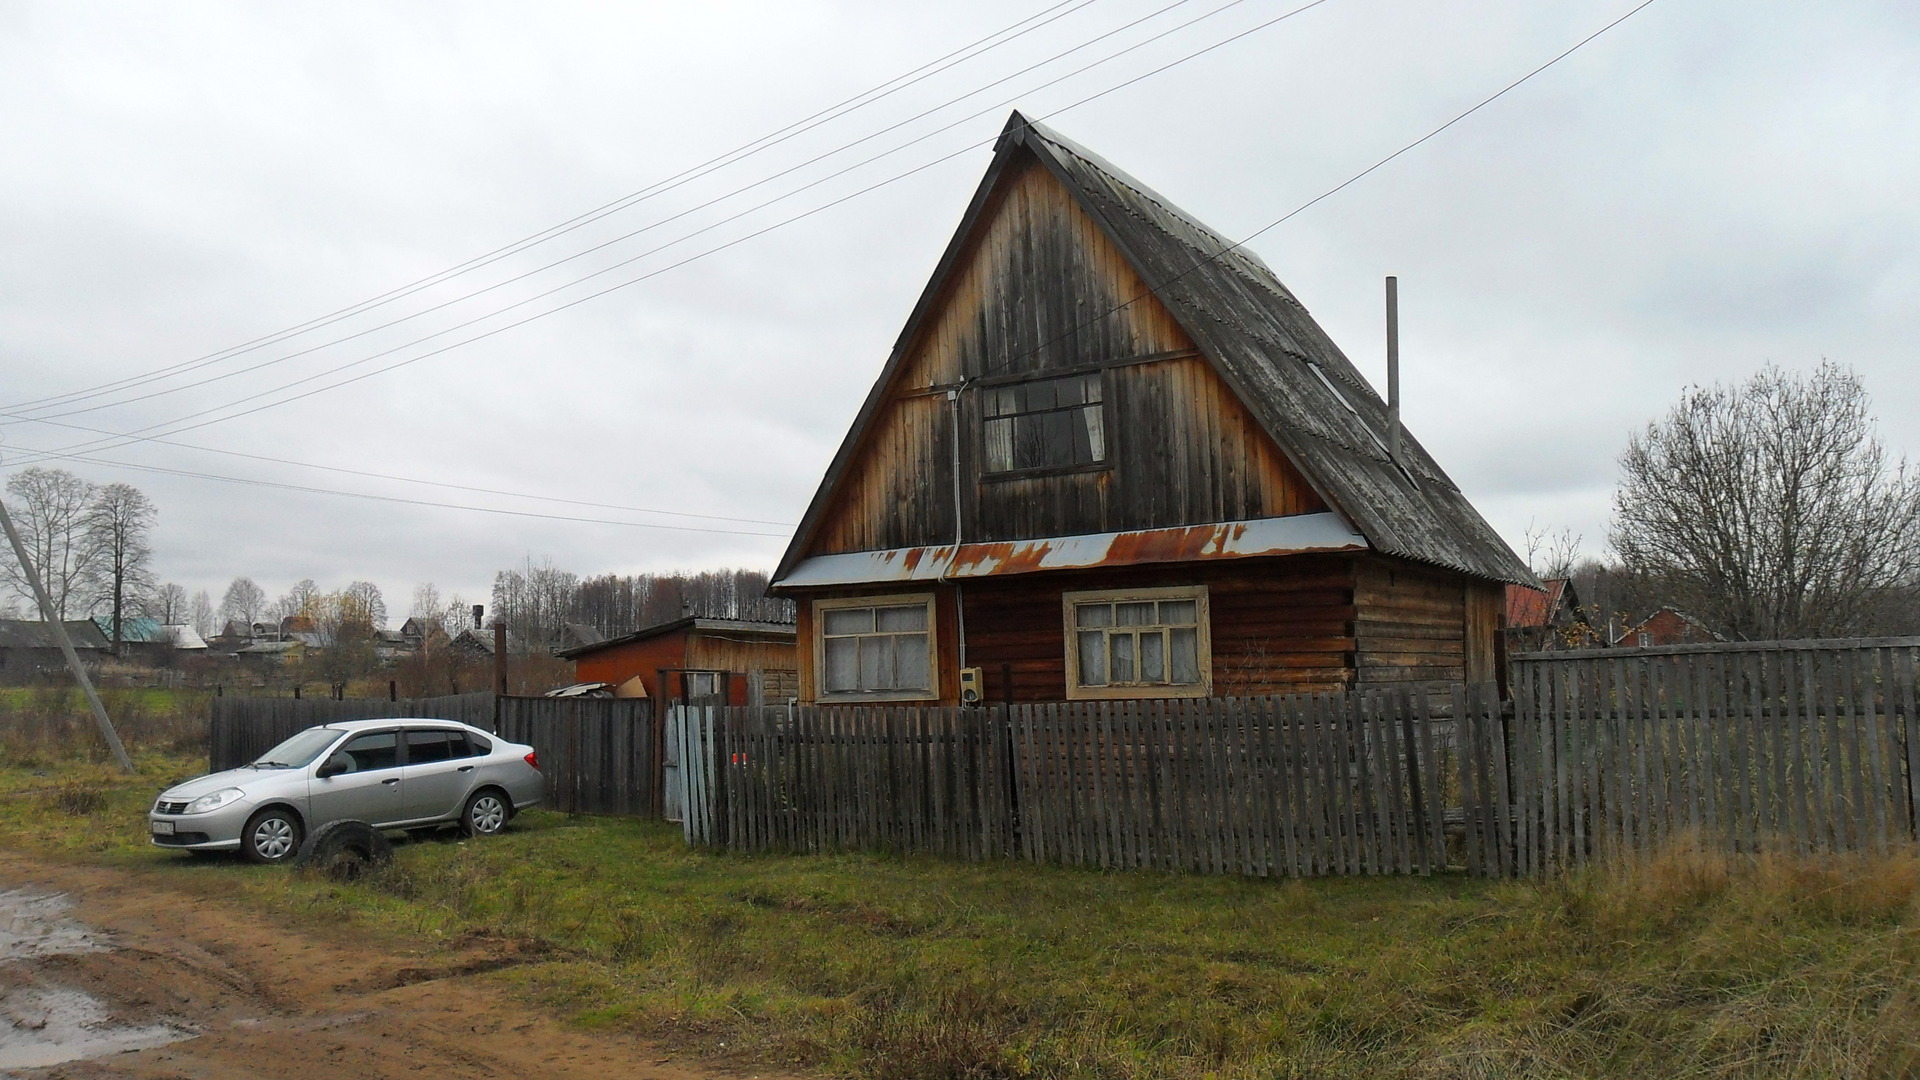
[0, 852, 797, 1080]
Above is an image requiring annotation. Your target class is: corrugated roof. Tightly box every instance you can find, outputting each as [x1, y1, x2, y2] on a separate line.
[773, 112, 1534, 589]
[779, 513, 1367, 588]
[556, 616, 797, 660]
[0, 619, 110, 651]
[90, 615, 169, 643]
[1013, 116, 1534, 586]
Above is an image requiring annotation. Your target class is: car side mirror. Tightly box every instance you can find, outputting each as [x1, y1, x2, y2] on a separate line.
[317, 754, 351, 779]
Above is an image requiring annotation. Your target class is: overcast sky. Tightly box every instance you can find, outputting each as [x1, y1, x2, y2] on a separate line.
[2, 0, 1915, 623]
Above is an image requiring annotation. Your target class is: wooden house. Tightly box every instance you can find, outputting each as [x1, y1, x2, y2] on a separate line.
[555, 616, 798, 708]
[0, 619, 109, 681]
[769, 113, 1534, 705]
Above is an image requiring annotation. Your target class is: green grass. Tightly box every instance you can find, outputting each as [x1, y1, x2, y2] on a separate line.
[3, 747, 1920, 1078]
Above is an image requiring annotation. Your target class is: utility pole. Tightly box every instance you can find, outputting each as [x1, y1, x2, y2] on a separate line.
[0, 491, 133, 771]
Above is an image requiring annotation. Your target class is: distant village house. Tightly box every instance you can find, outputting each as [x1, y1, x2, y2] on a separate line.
[556, 616, 798, 709]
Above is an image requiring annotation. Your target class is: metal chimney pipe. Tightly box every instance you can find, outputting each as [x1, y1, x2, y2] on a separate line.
[1386, 276, 1401, 469]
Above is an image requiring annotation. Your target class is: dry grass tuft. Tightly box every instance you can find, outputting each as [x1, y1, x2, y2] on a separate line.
[42, 776, 107, 816]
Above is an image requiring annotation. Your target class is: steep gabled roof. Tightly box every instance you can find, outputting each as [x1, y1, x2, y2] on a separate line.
[0, 619, 110, 651]
[776, 112, 1533, 587]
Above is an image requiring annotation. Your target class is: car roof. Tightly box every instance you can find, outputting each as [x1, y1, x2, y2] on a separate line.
[317, 717, 481, 732]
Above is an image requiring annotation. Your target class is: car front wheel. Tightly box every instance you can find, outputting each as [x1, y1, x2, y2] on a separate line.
[241, 807, 302, 864]
[461, 789, 509, 838]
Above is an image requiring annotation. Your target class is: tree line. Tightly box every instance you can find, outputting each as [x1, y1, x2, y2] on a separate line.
[486, 559, 793, 652]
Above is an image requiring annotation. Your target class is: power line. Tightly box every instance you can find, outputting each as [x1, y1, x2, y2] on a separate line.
[3, 0, 1221, 427]
[0, 0, 1107, 417]
[28, 450, 795, 538]
[882, 0, 1667, 411]
[2, 0, 1654, 543]
[0, 418, 795, 526]
[10, 0, 1319, 469]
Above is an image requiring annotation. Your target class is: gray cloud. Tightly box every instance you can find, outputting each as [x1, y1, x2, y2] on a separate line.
[3, 0, 1915, 613]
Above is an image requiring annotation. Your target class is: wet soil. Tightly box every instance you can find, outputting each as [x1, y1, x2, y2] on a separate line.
[0, 853, 800, 1079]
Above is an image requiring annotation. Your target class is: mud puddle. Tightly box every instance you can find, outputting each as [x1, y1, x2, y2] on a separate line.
[1, 985, 191, 1071]
[0, 890, 100, 961]
[0, 890, 194, 1074]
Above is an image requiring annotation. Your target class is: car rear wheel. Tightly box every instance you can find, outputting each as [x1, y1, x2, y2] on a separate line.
[241, 807, 302, 864]
[461, 789, 509, 838]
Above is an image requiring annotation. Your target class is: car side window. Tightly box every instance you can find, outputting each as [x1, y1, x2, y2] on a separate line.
[337, 731, 399, 772]
[405, 729, 454, 764]
[467, 733, 492, 757]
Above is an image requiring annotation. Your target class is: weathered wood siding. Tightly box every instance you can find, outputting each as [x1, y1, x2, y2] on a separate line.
[574, 629, 797, 703]
[814, 153, 1324, 555]
[1351, 556, 1501, 688]
[947, 556, 1357, 704]
[684, 635, 800, 684]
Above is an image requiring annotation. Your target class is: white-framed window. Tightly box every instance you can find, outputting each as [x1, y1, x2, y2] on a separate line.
[1063, 585, 1211, 700]
[982, 372, 1106, 475]
[814, 593, 937, 701]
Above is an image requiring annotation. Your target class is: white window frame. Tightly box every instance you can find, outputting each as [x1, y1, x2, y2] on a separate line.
[813, 593, 939, 703]
[1062, 585, 1212, 700]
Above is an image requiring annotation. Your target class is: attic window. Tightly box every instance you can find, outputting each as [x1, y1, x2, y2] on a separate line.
[982, 373, 1106, 475]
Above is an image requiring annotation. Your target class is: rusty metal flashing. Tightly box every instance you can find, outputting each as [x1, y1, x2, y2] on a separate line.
[772, 512, 1368, 590]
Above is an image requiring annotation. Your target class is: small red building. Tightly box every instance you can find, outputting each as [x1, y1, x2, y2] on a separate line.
[1504, 578, 1595, 651]
[556, 617, 798, 707]
[1617, 607, 1724, 648]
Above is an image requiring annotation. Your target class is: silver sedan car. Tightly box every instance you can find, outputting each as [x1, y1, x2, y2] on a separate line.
[149, 718, 546, 863]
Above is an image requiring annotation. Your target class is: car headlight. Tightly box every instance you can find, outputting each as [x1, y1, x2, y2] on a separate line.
[184, 788, 246, 815]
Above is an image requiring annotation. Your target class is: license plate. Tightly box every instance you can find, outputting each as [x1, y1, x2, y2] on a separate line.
[151, 820, 175, 836]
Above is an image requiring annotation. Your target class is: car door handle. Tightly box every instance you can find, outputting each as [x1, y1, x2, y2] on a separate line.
[457, 765, 474, 773]
[382, 777, 400, 785]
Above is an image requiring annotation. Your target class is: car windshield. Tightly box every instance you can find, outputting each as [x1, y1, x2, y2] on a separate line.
[251, 727, 343, 769]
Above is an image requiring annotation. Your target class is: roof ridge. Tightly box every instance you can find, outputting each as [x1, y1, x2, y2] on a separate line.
[1017, 119, 1304, 306]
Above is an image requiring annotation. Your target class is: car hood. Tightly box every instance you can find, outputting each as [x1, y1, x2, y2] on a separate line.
[159, 767, 295, 800]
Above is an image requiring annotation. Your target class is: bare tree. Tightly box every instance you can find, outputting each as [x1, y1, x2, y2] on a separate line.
[190, 589, 216, 639]
[147, 582, 189, 624]
[441, 591, 474, 637]
[220, 577, 266, 630]
[274, 579, 322, 626]
[408, 582, 442, 622]
[0, 467, 101, 619]
[1610, 362, 1920, 639]
[85, 483, 156, 651]
[307, 588, 379, 695]
[1522, 522, 1583, 582]
[341, 580, 387, 630]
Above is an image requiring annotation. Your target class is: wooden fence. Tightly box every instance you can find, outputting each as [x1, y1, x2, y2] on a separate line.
[682, 638, 1920, 877]
[209, 692, 656, 818]
[495, 696, 656, 816]
[1511, 638, 1920, 870]
[209, 693, 495, 771]
[676, 687, 1515, 877]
